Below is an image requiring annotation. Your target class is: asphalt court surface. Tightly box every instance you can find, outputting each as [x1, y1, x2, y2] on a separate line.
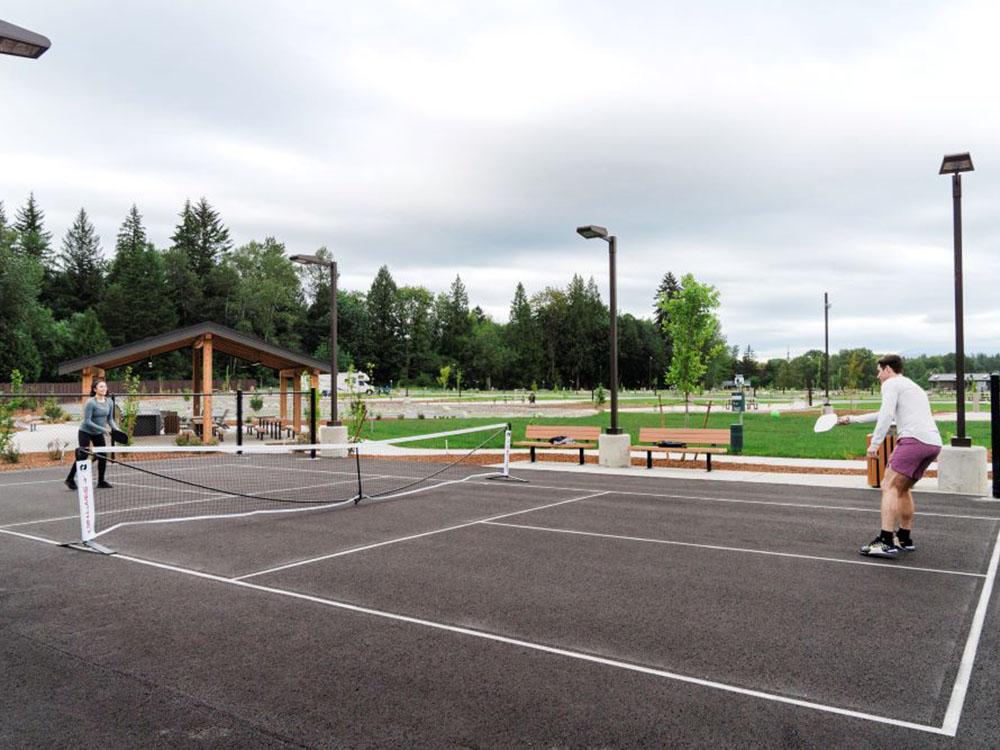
[3, 461, 1000, 747]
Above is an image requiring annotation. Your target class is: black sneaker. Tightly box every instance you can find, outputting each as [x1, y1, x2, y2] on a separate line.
[97, 480, 113, 489]
[895, 536, 915, 552]
[860, 537, 901, 558]
[64, 478, 77, 491]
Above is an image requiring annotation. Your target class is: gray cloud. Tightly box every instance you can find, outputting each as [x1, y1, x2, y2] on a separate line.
[3, 0, 999, 360]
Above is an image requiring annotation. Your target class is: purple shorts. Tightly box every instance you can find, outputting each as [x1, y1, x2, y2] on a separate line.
[889, 438, 941, 481]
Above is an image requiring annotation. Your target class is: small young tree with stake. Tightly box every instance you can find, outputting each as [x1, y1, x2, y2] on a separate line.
[661, 275, 725, 425]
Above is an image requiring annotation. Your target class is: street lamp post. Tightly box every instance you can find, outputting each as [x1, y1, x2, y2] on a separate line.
[823, 292, 831, 412]
[576, 225, 621, 434]
[290, 254, 339, 425]
[939, 152, 974, 447]
[0, 19, 50, 58]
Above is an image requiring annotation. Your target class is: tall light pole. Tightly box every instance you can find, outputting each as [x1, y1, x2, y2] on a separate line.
[823, 292, 832, 412]
[290, 254, 339, 425]
[576, 225, 621, 434]
[0, 19, 50, 58]
[939, 152, 974, 447]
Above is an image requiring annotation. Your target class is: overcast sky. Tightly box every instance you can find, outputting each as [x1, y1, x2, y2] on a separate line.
[3, 1, 999, 360]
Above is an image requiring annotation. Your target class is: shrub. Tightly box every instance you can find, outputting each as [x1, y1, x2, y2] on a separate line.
[2, 444, 20, 463]
[43, 398, 65, 421]
[174, 430, 198, 446]
[595, 384, 607, 406]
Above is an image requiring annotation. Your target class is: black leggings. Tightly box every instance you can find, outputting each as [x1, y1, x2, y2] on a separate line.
[67, 431, 107, 483]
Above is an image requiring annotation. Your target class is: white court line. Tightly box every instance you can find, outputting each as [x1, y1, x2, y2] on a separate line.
[941, 524, 1000, 735]
[233, 490, 610, 580]
[3, 510, 990, 736]
[0, 527, 62, 545]
[483, 521, 986, 579]
[114, 551, 952, 736]
[499, 481, 1000, 522]
[0, 477, 68, 487]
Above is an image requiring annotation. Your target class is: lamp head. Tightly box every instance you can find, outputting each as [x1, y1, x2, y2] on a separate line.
[576, 225, 609, 240]
[0, 20, 50, 58]
[939, 152, 974, 175]
[290, 254, 327, 266]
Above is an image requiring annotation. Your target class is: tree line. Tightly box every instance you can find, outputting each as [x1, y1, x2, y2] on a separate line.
[1, 193, 995, 391]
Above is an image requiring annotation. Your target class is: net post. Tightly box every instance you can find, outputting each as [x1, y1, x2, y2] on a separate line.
[76, 457, 95, 542]
[991, 373, 998, 499]
[353, 444, 364, 503]
[502, 425, 511, 476]
[309, 387, 317, 460]
[486, 422, 527, 482]
[236, 389, 243, 453]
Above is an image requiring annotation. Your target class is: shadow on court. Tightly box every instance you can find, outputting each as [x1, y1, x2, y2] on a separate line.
[3, 463, 1000, 747]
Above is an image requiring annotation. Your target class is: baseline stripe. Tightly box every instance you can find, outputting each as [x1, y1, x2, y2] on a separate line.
[112, 551, 952, 736]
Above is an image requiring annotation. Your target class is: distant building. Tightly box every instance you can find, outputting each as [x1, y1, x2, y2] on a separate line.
[927, 373, 991, 392]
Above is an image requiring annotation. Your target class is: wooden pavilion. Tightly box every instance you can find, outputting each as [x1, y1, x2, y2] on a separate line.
[58, 322, 330, 444]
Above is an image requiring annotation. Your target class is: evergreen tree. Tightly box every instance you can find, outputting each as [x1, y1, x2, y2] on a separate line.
[366, 266, 402, 383]
[13, 193, 53, 263]
[437, 275, 472, 368]
[507, 282, 543, 387]
[168, 198, 233, 324]
[0, 239, 45, 380]
[0, 202, 13, 253]
[101, 205, 177, 345]
[52, 207, 105, 319]
[654, 271, 682, 366]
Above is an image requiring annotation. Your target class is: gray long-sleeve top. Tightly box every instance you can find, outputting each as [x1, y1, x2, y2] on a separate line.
[80, 397, 120, 436]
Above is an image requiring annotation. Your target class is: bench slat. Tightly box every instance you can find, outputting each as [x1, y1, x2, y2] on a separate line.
[524, 425, 601, 440]
[638, 428, 730, 444]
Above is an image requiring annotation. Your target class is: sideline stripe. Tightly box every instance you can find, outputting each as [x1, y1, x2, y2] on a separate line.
[483, 521, 986, 578]
[233, 490, 609, 580]
[941, 524, 1000, 735]
[499, 481, 1000, 521]
[113, 551, 952, 736]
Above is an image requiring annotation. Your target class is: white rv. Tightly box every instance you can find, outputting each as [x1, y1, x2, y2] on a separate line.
[316, 372, 374, 396]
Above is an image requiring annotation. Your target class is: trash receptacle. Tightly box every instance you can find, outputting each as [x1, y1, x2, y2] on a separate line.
[730, 424, 743, 454]
[866, 431, 897, 488]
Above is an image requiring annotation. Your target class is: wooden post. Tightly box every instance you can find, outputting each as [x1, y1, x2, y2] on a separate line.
[279, 369, 289, 426]
[202, 334, 213, 444]
[292, 370, 303, 436]
[192, 340, 203, 419]
[81, 367, 94, 406]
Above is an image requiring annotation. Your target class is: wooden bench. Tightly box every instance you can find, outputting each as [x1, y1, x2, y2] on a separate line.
[514, 425, 601, 465]
[634, 428, 731, 471]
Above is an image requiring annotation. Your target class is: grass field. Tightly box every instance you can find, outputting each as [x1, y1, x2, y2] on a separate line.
[357, 411, 993, 459]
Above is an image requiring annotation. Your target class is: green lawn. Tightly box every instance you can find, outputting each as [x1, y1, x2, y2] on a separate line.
[355, 412, 993, 458]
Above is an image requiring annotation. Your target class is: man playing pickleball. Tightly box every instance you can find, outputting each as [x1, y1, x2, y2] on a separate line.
[837, 354, 942, 558]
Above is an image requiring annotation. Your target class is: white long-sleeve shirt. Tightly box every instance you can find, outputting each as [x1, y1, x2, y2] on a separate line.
[849, 375, 942, 447]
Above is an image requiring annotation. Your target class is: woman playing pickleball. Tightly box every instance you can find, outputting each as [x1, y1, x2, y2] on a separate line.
[65, 379, 120, 490]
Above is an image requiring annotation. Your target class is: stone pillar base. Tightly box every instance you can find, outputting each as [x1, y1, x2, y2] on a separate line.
[599, 432, 632, 468]
[319, 425, 349, 458]
[936, 445, 989, 496]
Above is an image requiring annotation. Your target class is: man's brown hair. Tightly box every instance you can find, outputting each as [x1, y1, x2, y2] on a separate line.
[877, 354, 903, 374]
